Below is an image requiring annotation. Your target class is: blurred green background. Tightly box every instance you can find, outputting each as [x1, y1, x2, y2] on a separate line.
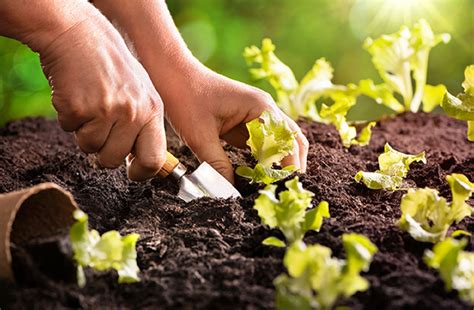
[0, 0, 472, 124]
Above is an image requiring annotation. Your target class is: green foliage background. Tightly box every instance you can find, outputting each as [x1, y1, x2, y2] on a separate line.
[0, 0, 472, 124]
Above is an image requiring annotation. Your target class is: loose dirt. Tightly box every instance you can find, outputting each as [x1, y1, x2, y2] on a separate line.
[0, 112, 472, 309]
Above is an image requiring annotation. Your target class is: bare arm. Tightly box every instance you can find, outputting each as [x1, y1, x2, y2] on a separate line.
[0, 0, 168, 181]
[0, 0, 91, 52]
[93, 0, 309, 182]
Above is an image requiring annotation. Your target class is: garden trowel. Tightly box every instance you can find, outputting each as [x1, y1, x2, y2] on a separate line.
[155, 152, 241, 202]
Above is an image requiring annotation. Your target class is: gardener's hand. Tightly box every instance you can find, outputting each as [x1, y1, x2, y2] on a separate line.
[165, 67, 309, 183]
[92, 0, 309, 183]
[38, 12, 167, 181]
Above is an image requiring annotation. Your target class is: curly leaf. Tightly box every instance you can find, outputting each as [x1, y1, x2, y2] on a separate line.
[253, 177, 329, 245]
[70, 210, 140, 287]
[276, 234, 377, 310]
[442, 65, 474, 141]
[354, 171, 402, 190]
[398, 174, 473, 243]
[355, 79, 404, 112]
[424, 238, 474, 304]
[364, 19, 450, 112]
[355, 143, 425, 190]
[236, 111, 297, 185]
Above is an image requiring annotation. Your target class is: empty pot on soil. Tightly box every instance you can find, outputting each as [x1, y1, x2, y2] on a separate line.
[0, 182, 77, 281]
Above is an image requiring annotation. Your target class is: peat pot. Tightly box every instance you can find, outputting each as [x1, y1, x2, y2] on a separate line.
[0, 183, 77, 281]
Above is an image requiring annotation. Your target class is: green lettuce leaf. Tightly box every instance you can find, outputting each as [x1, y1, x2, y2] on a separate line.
[243, 39, 299, 119]
[424, 238, 474, 304]
[353, 79, 404, 113]
[70, 210, 140, 287]
[422, 84, 447, 112]
[320, 96, 376, 148]
[262, 236, 286, 248]
[355, 143, 426, 190]
[253, 177, 329, 245]
[442, 65, 474, 141]
[275, 234, 377, 310]
[398, 174, 473, 243]
[446, 173, 474, 222]
[236, 111, 297, 184]
[244, 39, 380, 148]
[364, 19, 450, 112]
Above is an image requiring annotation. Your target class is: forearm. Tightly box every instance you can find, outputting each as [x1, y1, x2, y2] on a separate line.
[93, 0, 204, 104]
[0, 0, 98, 53]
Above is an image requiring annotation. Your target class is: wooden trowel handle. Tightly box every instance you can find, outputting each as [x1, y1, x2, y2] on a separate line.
[156, 151, 181, 178]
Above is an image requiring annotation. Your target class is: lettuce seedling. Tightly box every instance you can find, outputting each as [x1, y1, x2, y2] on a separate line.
[364, 19, 450, 113]
[398, 174, 473, 243]
[355, 143, 426, 190]
[70, 210, 140, 287]
[275, 234, 377, 310]
[424, 237, 474, 305]
[319, 94, 376, 147]
[244, 39, 343, 122]
[236, 111, 297, 185]
[253, 176, 329, 247]
[244, 40, 376, 148]
[442, 65, 474, 141]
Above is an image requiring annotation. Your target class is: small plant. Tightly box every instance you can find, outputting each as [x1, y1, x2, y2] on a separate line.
[253, 176, 329, 247]
[243, 40, 375, 148]
[355, 143, 426, 190]
[319, 95, 376, 147]
[235, 110, 297, 185]
[398, 173, 473, 243]
[424, 237, 474, 305]
[275, 234, 378, 310]
[364, 19, 450, 113]
[442, 65, 474, 141]
[70, 210, 140, 287]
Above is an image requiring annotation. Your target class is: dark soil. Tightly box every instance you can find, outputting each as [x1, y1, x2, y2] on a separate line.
[0, 112, 472, 309]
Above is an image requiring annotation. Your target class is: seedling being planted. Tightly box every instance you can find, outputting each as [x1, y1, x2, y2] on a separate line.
[424, 237, 474, 305]
[236, 110, 297, 185]
[275, 234, 377, 310]
[253, 176, 329, 247]
[355, 143, 426, 190]
[243, 40, 376, 148]
[70, 210, 140, 287]
[442, 65, 474, 141]
[398, 174, 473, 243]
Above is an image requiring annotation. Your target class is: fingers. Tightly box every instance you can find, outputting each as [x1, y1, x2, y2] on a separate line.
[96, 121, 140, 169]
[188, 135, 235, 184]
[127, 116, 167, 182]
[282, 114, 309, 173]
[75, 118, 114, 153]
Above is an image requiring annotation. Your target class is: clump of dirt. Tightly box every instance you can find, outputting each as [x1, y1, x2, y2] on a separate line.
[0, 112, 472, 309]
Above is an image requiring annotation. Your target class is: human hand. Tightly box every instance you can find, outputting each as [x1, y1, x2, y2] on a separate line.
[163, 66, 309, 183]
[39, 16, 167, 181]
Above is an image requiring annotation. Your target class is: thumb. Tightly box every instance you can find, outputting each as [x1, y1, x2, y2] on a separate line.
[188, 135, 235, 184]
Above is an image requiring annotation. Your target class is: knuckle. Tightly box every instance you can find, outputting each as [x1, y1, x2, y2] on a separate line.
[98, 155, 123, 169]
[76, 132, 103, 153]
[250, 89, 275, 108]
[120, 99, 137, 122]
[138, 154, 166, 173]
[148, 95, 163, 115]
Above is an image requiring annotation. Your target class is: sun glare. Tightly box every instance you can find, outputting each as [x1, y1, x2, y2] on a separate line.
[350, 0, 453, 37]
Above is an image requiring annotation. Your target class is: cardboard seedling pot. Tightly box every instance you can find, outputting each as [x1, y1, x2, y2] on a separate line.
[0, 182, 77, 282]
